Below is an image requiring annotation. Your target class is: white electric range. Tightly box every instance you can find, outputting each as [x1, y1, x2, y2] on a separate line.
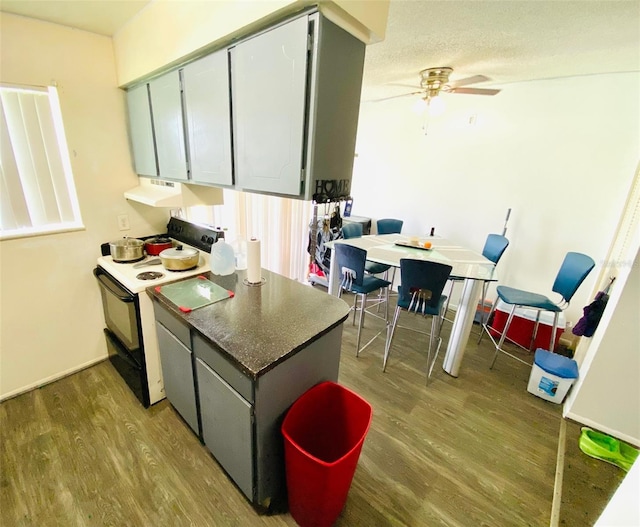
[94, 217, 223, 407]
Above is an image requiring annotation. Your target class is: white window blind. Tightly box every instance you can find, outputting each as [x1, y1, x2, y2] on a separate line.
[0, 84, 83, 239]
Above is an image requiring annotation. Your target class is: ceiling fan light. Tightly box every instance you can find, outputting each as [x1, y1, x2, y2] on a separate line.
[412, 98, 427, 115]
[427, 95, 446, 116]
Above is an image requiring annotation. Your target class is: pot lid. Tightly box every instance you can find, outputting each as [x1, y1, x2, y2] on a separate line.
[111, 237, 144, 247]
[146, 236, 172, 244]
[160, 245, 199, 259]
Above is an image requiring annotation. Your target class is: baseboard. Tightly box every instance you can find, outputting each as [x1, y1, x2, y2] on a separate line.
[549, 417, 568, 527]
[0, 356, 107, 403]
[564, 411, 640, 449]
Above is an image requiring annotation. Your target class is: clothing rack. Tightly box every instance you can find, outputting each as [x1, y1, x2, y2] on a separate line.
[307, 197, 351, 286]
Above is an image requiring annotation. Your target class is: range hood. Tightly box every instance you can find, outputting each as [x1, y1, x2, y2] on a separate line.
[125, 178, 223, 207]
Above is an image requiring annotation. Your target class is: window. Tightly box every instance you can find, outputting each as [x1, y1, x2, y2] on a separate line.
[0, 84, 83, 240]
[187, 189, 313, 282]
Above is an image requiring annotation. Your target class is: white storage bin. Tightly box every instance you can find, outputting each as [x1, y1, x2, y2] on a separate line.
[527, 348, 579, 404]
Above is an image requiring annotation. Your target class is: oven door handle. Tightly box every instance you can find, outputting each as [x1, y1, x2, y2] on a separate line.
[93, 267, 135, 302]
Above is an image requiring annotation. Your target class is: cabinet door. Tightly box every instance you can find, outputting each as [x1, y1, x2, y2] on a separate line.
[126, 84, 157, 177]
[156, 322, 198, 433]
[196, 358, 253, 500]
[183, 51, 233, 186]
[231, 16, 309, 196]
[149, 70, 188, 181]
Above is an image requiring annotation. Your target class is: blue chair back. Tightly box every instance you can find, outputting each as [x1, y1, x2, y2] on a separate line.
[377, 218, 403, 234]
[551, 252, 595, 302]
[342, 223, 363, 239]
[335, 244, 367, 288]
[398, 259, 452, 311]
[482, 234, 509, 265]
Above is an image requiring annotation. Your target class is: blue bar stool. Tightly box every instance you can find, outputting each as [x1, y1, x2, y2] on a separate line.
[383, 259, 452, 384]
[335, 243, 391, 356]
[479, 251, 595, 368]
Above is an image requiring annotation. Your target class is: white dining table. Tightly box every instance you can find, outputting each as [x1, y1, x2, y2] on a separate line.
[325, 233, 498, 377]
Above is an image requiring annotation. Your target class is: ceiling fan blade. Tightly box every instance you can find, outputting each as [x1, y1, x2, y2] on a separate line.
[447, 87, 501, 96]
[448, 74, 492, 88]
[387, 82, 421, 89]
[370, 91, 422, 102]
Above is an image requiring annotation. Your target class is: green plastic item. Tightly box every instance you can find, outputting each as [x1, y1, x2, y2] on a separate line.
[579, 427, 639, 472]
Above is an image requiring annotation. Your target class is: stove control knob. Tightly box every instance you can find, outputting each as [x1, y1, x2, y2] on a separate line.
[207, 236, 214, 244]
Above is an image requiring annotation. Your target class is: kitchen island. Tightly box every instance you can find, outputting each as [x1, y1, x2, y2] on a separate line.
[147, 269, 350, 510]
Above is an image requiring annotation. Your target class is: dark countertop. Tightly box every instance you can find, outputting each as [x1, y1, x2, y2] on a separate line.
[146, 269, 350, 379]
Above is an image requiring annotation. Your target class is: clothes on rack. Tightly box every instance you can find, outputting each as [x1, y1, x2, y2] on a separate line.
[307, 202, 343, 276]
[573, 277, 616, 337]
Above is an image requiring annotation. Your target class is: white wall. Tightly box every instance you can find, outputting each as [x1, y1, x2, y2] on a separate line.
[351, 72, 640, 324]
[565, 246, 640, 445]
[0, 14, 168, 400]
[0, 2, 390, 400]
[595, 457, 640, 526]
[113, 0, 389, 86]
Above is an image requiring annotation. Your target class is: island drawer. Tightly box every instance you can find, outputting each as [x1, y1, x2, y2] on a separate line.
[153, 303, 191, 348]
[193, 333, 253, 403]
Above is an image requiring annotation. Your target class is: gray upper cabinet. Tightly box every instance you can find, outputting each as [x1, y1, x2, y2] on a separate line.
[231, 12, 365, 201]
[125, 9, 365, 200]
[149, 70, 188, 181]
[303, 13, 365, 201]
[182, 51, 233, 186]
[126, 84, 157, 177]
[231, 15, 308, 196]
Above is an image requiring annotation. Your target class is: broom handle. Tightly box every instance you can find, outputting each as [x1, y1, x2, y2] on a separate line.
[502, 208, 511, 236]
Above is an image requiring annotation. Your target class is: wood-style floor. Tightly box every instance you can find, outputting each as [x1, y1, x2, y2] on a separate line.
[1, 296, 624, 526]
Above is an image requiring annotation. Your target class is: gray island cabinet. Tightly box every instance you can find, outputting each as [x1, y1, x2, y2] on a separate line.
[147, 269, 350, 509]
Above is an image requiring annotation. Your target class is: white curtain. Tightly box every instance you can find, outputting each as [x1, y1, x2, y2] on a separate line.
[187, 189, 314, 282]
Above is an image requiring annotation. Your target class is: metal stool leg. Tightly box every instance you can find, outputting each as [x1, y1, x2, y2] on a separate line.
[382, 306, 401, 371]
[478, 296, 499, 345]
[355, 292, 367, 356]
[490, 304, 517, 369]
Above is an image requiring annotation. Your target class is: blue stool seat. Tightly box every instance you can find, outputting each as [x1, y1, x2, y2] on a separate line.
[351, 274, 391, 295]
[365, 261, 391, 275]
[497, 286, 562, 312]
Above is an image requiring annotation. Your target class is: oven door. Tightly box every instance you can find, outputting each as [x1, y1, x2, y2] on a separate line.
[94, 266, 140, 351]
[94, 266, 150, 407]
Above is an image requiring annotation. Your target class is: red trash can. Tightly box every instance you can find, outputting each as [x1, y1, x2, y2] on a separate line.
[281, 381, 373, 527]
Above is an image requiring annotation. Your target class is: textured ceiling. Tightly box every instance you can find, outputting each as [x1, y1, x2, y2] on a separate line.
[2, 0, 639, 100]
[363, 0, 640, 101]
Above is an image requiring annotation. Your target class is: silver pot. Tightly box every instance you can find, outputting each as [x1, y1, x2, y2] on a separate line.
[110, 238, 144, 262]
[159, 245, 200, 271]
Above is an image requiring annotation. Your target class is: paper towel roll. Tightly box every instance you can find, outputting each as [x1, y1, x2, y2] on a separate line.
[247, 238, 262, 284]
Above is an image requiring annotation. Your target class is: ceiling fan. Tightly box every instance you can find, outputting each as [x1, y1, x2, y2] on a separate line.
[375, 67, 501, 104]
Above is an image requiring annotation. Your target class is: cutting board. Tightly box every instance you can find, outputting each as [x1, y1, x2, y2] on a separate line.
[156, 276, 234, 313]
